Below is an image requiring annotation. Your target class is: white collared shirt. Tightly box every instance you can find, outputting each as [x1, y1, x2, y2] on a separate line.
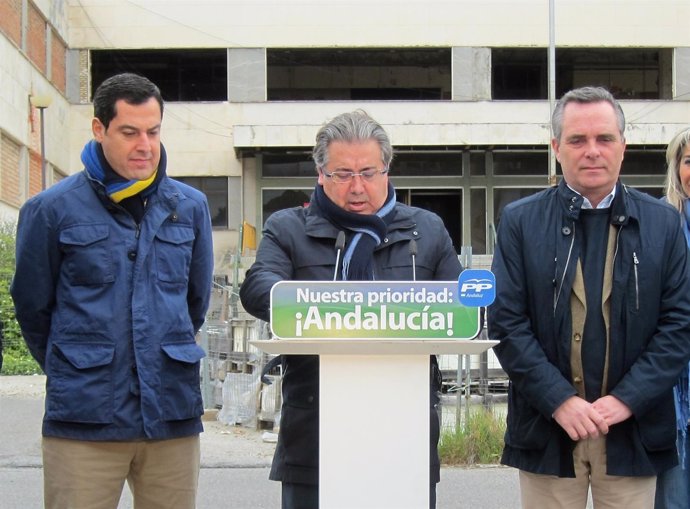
[567, 185, 616, 209]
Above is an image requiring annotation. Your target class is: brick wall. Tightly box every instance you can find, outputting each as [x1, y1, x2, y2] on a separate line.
[0, 0, 22, 46]
[51, 30, 66, 94]
[1, 134, 23, 207]
[2, 1, 67, 97]
[28, 150, 42, 198]
[27, 2, 47, 74]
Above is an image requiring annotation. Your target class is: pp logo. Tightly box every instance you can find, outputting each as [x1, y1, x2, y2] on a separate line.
[458, 269, 496, 307]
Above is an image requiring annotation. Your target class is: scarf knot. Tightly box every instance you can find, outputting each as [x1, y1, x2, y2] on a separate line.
[313, 182, 396, 280]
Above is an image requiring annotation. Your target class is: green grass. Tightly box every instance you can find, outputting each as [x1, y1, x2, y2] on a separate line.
[2, 340, 42, 375]
[439, 407, 506, 465]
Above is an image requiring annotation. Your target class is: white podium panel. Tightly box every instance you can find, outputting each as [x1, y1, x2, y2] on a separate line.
[251, 339, 498, 508]
[320, 354, 429, 509]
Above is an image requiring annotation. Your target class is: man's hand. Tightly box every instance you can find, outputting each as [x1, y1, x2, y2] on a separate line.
[553, 396, 609, 441]
[592, 395, 632, 426]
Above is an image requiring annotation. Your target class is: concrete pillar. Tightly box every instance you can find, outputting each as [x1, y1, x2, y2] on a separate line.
[228, 48, 266, 102]
[674, 48, 690, 100]
[452, 47, 491, 101]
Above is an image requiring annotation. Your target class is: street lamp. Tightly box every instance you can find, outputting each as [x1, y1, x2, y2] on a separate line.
[29, 94, 52, 190]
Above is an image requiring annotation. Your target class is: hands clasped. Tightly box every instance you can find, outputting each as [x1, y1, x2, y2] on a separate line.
[553, 395, 632, 441]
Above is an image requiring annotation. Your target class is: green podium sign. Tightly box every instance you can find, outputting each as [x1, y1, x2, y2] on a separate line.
[269, 281, 480, 340]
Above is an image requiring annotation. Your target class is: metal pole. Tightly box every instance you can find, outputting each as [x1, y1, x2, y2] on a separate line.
[547, 0, 557, 186]
[38, 106, 47, 190]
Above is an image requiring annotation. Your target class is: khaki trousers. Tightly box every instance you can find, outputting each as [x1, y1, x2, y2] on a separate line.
[519, 436, 656, 509]
[43, 435, 200, 509]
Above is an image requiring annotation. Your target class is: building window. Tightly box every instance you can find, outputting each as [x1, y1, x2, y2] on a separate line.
[493, 48, 669, 100]
[91, 49, 227, 101]
[176, 176, 229, 228]
[407, 189, 462, 254]
[492, 150, 548, 176]
[470, 188, 487, 254]
[393, 151, 462, 177]
[262, 151, 315, 177]
[262, 189, 311, 223]
[267, 48, 451, 101]
[558, 49, 664, 99]
[492, 48, 546, 100]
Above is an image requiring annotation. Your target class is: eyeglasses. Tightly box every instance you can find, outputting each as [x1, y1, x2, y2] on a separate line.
[321, 168, 389, 184]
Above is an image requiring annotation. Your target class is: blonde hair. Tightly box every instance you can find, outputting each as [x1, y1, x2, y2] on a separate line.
[664, 127, 690, 213]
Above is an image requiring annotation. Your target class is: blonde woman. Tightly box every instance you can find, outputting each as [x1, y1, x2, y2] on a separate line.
[657, 127, 690, 509]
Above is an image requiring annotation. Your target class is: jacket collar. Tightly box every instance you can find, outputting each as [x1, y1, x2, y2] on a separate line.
[557, 179, 631, 226]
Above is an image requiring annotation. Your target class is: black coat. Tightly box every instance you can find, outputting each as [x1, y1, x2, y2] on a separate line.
[488, 180, 690, 477]
[240, 196, 462, 485]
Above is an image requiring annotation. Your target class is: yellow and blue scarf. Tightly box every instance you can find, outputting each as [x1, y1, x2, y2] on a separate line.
[81, 139, 165, 221]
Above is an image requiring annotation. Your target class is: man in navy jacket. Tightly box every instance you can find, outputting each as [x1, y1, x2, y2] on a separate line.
[489, 86, 690, 508]
[11, 73, 213, 509]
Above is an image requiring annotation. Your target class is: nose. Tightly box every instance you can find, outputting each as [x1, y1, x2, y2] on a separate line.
[136, 132, 152, 151]
[348, 174, 365, 193]
[584, 139, 600, 158]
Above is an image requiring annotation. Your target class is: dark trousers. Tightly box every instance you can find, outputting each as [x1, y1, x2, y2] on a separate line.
[281, 482, 437, 509]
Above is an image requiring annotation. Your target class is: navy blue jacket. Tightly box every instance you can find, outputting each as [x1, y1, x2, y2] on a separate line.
[11, 170, 214, 441]
[240, 195, 462, 485]
[488, 180, 690, 476]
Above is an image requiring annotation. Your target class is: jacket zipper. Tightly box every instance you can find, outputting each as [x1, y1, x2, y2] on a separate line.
[632, 251, 639, 310]
[554, 223, 576, 314]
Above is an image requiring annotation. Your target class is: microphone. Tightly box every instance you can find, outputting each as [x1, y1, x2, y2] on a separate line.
[409, 239, 418, 281]
[333, 231, 346, 281]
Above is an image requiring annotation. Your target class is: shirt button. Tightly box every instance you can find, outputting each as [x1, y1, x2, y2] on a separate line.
[574, 333, 581, 342]
[573, 376, 582, 383]
[128, 251, 137, 261]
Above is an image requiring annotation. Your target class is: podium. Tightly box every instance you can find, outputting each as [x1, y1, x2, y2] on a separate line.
[252, 338, 497, 509]
[252, 279, 497, 508]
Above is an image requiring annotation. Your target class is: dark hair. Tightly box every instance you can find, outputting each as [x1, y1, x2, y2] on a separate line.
[93, 73, 164, 129]
[551, 86, 625, 142]
[312, 110, 393, 171]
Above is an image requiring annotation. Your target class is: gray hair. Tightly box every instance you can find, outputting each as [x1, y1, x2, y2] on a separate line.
[664, 127, 690, 213]
[312, 110, 393, 171]
[551, 86, 626, 142]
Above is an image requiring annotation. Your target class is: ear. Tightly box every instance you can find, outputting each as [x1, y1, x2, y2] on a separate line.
[92, 118, 105, 142]
[551, 138, 561, 162]
[317, 169, 325, 186]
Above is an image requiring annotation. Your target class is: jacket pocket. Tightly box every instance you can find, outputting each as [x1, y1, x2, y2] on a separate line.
[154, 224, 195, 284]
[160, 340, 205, 421]
[637, 394, 676, 452]
[504, 382, 552, 450]
[46, 341, 115, 424]
[59, 224, 114, 285]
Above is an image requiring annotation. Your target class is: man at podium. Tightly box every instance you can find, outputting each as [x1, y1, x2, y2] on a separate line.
[240, 110, 462, 509]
